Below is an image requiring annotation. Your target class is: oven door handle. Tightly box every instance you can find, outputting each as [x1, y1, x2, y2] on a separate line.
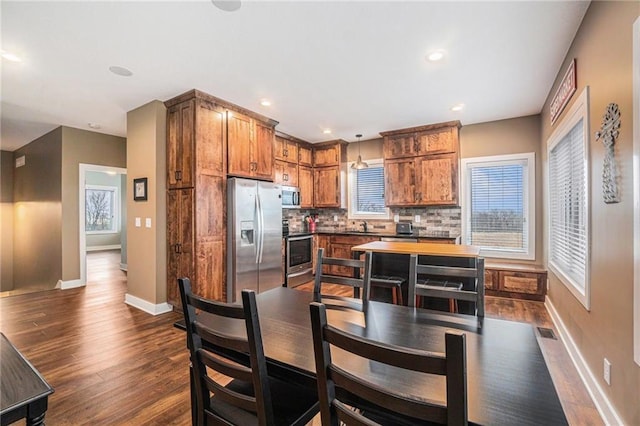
[287, 268, 314, 278]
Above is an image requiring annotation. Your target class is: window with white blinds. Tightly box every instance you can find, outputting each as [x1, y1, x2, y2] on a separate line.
[462, 153, 535, 260]
[348, 159, 390, 219]
[547, 86, 590, 309]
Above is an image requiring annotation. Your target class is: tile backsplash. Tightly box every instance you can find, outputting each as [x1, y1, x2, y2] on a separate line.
[283, 207, 461, 235]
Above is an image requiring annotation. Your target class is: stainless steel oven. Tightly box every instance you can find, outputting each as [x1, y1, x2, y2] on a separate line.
[285, 234, 313, 287]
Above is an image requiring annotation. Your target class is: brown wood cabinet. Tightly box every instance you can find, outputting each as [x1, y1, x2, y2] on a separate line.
[313, 141, 347, 208]
[274, 135, 299, 163]
[382, 121, 461, 207]
[324, 235, 379, 277]
[313, 143, 341, 167]
[484, 262, 547, 301]
[298, 144, 313, 167]
[165, 90, 229, 306]
[274, 160, 298, 186]
[298, 165, 314, 208]
[314, 167, 341, 207]
[227, 112, 276, 181]
[316, 234, 331, 274]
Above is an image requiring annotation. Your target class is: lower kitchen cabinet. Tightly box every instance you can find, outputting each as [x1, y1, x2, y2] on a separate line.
[484, 262, 547, 301]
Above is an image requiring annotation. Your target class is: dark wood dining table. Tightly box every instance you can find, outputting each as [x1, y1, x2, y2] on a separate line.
[1, 333, 54, 426]
[195, 286, 567, 425]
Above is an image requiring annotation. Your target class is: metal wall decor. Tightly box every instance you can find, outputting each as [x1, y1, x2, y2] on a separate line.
[596, 103, 621, 203]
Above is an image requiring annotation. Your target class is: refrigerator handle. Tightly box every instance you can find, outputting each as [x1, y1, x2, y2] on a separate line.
[256, 192, 264, 264]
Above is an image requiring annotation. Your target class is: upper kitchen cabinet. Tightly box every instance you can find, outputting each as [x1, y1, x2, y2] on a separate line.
[298, 165, 314, 208]
[167, 95, 227, 189]
[313, 140, 347, 208]
[313, 142, 342, 167]
[274, 134, 299, 164]
[227, 111, 277, 181]
[298, 144, 313, 167]
[382, 121, 461, 207]
[274, 160, 299, 187]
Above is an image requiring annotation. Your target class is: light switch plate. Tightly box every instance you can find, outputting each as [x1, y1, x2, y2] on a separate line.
[135, 217, 141, 227]
[145, 218, 152, 228]
[393, 214, 400, 223]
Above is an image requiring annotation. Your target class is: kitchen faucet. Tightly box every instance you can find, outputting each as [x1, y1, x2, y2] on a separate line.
[361, 221, 368, 232]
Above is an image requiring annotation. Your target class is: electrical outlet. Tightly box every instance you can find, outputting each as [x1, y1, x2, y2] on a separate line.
[393, 214, 400, 223]
[333, 215, 338, 222]
[604, 358, 611, 385]
[414, 214, 421, 223]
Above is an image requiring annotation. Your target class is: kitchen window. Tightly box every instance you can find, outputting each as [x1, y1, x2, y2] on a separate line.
[85, 185, 119, 234]
[462, 153, 535, 260]
[547, 87, 590, 310]
[348, 159, 390, 219]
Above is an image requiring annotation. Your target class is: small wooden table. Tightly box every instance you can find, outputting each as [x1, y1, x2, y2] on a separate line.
[1, 333, 54, 426]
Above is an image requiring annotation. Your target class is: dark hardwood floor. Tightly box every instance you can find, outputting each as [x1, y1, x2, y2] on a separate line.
[0, 251, 601, 425]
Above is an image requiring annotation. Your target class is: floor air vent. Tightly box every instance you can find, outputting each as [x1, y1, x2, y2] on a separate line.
[537, 327, 557, 340]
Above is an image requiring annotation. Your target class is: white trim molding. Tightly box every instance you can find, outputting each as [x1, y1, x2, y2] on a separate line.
[56, 279, 85, 290]
[125, 293, 173, 316]
[546, 298, 623, 425]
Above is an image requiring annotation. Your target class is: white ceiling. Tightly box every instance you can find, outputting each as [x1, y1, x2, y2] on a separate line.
[1, 1, 590, 152]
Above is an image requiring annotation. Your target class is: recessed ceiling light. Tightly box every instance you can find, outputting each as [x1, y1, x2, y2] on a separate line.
[109, 66, 133, 77]
[1, 51, 22, 62]
[211, 0, 241, 12]
[426, 50, 445, 62]
[450, 103, 465, 112]
[260, 99, 272, 107]
[88, 123, 101, 129]
[323, 129, 332, 135]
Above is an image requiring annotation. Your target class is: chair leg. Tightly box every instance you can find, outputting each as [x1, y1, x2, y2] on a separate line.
[391, 288, 398, 305]
[396, 286, 403, 306]
[448, 299, 459, 313]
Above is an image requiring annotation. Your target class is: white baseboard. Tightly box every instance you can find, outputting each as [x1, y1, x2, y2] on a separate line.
[86, 244, 121, 252]
[125, 293, 173, 316]
[56, 279, 85, 290]
[545, 297, 623, 425]
[119, 263, 128, 272]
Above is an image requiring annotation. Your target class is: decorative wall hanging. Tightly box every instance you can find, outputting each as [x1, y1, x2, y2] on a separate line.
[133, 177, 148, 201]
[550, 59, 577, 124]
[596, 103, 621, 203]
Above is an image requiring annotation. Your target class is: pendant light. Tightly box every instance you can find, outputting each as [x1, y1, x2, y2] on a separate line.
[351, 134, 368, 169]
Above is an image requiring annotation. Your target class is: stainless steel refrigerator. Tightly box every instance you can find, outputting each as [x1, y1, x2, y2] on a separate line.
[227, 177, 283, 303]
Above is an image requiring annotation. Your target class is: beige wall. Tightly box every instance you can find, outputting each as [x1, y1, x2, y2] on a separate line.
[126, 100, 167, 304]
[460, 115, 543, 263]
[1, 151, 15, 291]
[12, 128, 63, 289]
[61, 127, 126, 282]
[540, 2, 639, 424]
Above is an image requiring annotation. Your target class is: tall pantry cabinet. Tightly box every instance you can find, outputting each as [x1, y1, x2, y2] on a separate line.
[166, 91, 227, 306]
[165, 90, 278, 308]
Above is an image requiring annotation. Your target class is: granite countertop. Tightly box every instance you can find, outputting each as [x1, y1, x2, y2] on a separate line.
[285, 229, 460, 240]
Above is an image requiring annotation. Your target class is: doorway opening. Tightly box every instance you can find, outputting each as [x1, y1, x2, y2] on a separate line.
[79, 164, 127, 286]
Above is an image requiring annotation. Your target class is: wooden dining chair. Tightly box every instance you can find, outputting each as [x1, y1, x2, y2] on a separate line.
[313, 247, 373, 304]
[407, 254, 485, 317]
[178, 278, 320, 426]
[310, 301, 468, 426]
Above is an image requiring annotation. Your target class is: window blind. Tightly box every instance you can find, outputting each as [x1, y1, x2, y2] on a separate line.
[549, 119, 587, 290]
[467, 162, 527, 252]
[356, 166, 385, 213]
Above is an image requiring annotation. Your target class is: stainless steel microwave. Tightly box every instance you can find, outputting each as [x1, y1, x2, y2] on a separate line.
[281, 186, 301, 208]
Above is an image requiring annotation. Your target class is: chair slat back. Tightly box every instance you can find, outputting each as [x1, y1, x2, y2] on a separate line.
[408, 255, 485, 317]
[310, 302, 468, 426]
[178, 278, 274, 425]
[313, 248, 372, 302]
